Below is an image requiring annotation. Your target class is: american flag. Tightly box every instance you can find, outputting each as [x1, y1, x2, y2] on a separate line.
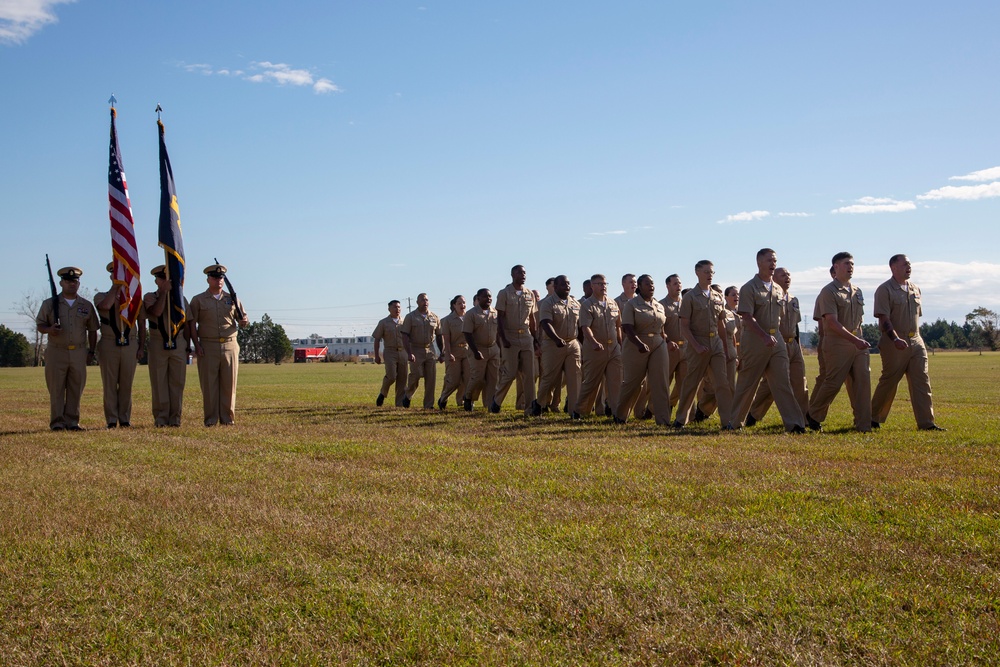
[108, 107, 142, 338]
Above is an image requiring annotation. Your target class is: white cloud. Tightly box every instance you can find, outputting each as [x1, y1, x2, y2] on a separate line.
[789, 261, 1000, 325]
[588, 230, 628, 236]
[917, 181, 1000, 202]
[180, 60, 341, 94]
[949, 166, 1000, 182]
[717, 210, 770, 224]
[778, 211, 813, 218]
[0, 0, 73, 44]
[831, 197, 916, 214]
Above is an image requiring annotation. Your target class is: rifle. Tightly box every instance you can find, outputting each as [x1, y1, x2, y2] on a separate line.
[45, 253, 60, 327]
[214, 258, 245, 321]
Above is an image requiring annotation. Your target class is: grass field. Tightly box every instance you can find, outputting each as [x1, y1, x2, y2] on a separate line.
[1, 352, 998, 665]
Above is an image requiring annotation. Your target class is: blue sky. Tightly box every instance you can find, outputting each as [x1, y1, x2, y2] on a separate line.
[2, 0, 999, 340]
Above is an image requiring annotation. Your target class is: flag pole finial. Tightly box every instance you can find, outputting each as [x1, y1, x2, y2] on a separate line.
[155, 104, 162, 121]
[108, 94, 117, 108]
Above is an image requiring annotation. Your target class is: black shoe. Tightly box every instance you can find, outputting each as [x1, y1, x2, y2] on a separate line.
[463, 398, 473, 412]
[806, 413, 822, 431]
[744, 414, 757, 428]
[530, 400, 543, 417]
[640, 408, 653, 420]
[376, 393, 385, 407]
[107, 422, 117, 429]
[489, 401, 501, 414]
[120, 422, 131, 428]
[788, 425, 807, 435]
[67, 425, 85, 431]
[671, 420, 684, 430]
[570, 411, 582, 421]
[51, 424, 66, 431]
[612, 415, 627, 425]
[437, 397, 447, 410]
[402, 396, 411, 408]
[871, 421, 881, 430]
[920, 424, 947, 431]
[604, 403, 613, 417]
[563, 400, 569, 414]
[692, 408, 708, 423]
[721, 424, 739, 431]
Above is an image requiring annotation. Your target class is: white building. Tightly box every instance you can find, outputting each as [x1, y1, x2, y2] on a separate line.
[290, 334, 375, 359]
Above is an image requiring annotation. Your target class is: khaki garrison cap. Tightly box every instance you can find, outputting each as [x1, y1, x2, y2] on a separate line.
[150, 264, 167, 277]
[58, 267, 83, 280]
[204, 264, 227, 277]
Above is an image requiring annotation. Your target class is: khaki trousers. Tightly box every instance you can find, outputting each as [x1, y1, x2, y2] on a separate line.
[677, 337, 733, 427]
[750, 340, 809, 423]
[808, 338, 871, 430]
[576, 343, 622, 416]
[465, 344, 500, 408]
[871, 337, 935, 428]
[732, 338, 804, 430]
[439, 352, 470, 405]
[667, 344, 687, 411]
[148, 334, 188, 426]
[405, 347, 438, 409]
[537, 340, 581, 411]
[495, 338, 536, 414]
[380, 349, 408, 407]
[197, 339, 239, 426]
[45, 346, 88, 429]
[98, 337, 138, 425]
[616, 339, 670, 425]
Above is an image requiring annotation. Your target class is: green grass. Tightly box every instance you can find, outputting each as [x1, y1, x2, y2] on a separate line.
[0, 352, 998, 665]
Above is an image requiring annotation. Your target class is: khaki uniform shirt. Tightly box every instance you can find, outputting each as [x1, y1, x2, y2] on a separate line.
[144, 294, 191, 347]
[779, 294, 801, 342]
[441, 312, 469, 358]
[622, 296, 667, 350]
[190, 291, 242, 341]
[538, 294, 581, 343]
[400, 310, 440, 349]
[95, 292, 145, 345]
[660, 296, 683, 344]
[579, 296, 620, 347]
[737, 276, 785, 339]
[680, 288, 727, 338]
[373, 316, 405, 352]
[463, 305, 498, 348]
[816, 280, 864, 335]
[873, 279, 922, 340]
[36, 295, 99, 349]
[496, 284, 536, 345]
[614, 292, 634, 312]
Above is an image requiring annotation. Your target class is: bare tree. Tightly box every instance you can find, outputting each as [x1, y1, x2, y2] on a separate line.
[14, 291, 44, 366]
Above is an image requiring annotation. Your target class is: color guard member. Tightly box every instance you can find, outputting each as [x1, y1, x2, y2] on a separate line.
[35, 266, 99, 430]
[144, 265, 190, 427]
[95, 261, 145, 428]
[189, 263, 248, 426]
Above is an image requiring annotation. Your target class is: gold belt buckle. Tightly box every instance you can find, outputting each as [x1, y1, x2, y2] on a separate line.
[517, 328, 525, 334]
[708, 332, 716, 338]
[607, 339, 614, 345]
[646, 333, 655, 337]
[677, 340, 685, 346]
[68, 345, 76, 350]
[907, 332, 916, 338]
[786, 337, 794, 343]
[218, 337, 226, 343]
[768, 328, 776, 334]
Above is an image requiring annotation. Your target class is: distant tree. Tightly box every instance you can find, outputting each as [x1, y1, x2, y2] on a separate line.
[13, 291, 44, 366]
[861, 323, 882, 350]
[0, 324, 32, 367]
[237, 314, 293, 364]
[966, 308, 999, 352]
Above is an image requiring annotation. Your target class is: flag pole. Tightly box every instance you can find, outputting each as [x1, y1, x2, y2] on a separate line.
[157, 103, 174, 349]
